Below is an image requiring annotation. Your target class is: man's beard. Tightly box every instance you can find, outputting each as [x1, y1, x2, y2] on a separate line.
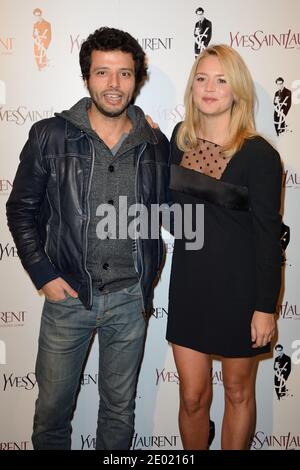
[90, 94, 131, 118]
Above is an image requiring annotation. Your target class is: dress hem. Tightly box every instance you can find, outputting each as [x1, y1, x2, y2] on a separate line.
[166, 336, 271, 358]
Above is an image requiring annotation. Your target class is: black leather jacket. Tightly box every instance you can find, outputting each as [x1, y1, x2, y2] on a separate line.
[6, 113, 170, 312]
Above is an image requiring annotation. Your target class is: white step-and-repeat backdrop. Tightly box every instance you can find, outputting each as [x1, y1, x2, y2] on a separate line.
[1, 0, 299, 451]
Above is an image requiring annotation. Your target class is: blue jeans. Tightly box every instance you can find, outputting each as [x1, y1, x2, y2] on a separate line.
[32, 283, 146, 450]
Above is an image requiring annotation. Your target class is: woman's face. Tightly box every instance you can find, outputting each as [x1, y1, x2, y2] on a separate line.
[192, 55, 234, 119]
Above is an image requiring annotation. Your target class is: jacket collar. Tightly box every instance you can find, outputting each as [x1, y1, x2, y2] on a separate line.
[55, 98, 159, 145]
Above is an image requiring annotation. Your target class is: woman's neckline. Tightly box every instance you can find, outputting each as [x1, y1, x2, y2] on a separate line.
[197, 137, 221, 146]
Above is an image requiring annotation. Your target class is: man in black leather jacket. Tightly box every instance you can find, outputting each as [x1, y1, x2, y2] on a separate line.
[6, 27, 169, 450]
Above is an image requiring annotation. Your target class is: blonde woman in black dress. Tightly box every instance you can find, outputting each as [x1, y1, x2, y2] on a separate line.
[167, 45, 282, 449]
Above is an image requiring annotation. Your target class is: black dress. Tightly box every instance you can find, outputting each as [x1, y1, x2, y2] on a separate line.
[166, 124, 282, 357]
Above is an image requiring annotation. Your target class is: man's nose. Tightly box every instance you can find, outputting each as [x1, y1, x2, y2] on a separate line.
[108, 72, 120, 88]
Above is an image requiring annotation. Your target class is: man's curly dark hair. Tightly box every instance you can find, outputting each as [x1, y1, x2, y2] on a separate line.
[79, 27, 148, 97]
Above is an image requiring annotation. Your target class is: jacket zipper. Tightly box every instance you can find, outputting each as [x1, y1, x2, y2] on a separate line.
[44, 189, 54, 261]
[135, 143, 147, 312]
[84, 135, 94, 308]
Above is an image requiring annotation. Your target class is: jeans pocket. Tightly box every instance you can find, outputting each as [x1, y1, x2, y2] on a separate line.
[122, 282, 141, 297]
[45, 292, 72, 304]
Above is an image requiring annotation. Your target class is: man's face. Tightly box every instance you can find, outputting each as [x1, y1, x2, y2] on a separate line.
[276, 81, 284, 91]
[86, 50, 136, 118]
[197, 11, 204, 20]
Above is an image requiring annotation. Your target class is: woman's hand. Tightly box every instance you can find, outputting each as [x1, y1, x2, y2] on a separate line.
[251, 310, 276, 348]
[145, 115, 159, 129]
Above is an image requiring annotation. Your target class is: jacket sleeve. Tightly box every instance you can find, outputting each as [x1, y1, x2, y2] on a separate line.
[161, 123, 184, 236]
[247, 140, 283, 313]
[285, 88, 292, 114]
[156, 130, 170, 206]
[6, 124, 59, 289]
[206, 20, 212, 44]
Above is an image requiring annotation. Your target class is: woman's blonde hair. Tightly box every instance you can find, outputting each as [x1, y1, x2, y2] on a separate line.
[176, 44, 257, 157]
